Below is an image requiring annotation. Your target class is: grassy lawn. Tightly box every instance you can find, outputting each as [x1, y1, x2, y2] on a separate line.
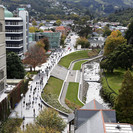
[42, 76, 71, 113]
[73, 60, 88, 70]
[58, 49, 99, 68]
[102, 69, 133, 94]
[44, 76, 63, 95]
[26, 71, 38, 75]
[65, 82, 84, 110]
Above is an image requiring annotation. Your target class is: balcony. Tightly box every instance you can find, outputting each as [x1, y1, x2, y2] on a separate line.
[6, 37, 23, 41]
[6, 44, 23, 49]
[6, 29, 23, 34]
[5, 22, 23, 26]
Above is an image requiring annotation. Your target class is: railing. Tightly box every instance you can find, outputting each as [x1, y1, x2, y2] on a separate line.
[6, 29, 23, 33]
[6, 37, 23, 40]
[5, 22, 23, 26]
[6, 44, 23, 48]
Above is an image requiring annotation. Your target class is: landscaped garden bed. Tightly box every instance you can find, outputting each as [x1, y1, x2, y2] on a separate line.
[58, 49, 100, 68]
[41, 76, 71, 113]
[65, 82, 84, 110]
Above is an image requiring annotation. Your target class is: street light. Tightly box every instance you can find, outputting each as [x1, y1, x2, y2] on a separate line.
[21, 93, 23, 118]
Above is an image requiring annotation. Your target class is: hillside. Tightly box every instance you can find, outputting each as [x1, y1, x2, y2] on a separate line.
[61, 0, 133, 15]
[2, 0, 133, 20]
[105, 8, 133, 26]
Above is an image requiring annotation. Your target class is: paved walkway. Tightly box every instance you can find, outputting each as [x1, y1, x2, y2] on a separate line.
[59, 54, 103, 111]
[9, 32, 79, 132]
[51, 65, 68, 80]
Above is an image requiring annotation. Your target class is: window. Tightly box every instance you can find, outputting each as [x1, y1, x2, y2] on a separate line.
[0, 82, 4, 92]
[0, 22, 2, 32]
[0, 70, 4, 80]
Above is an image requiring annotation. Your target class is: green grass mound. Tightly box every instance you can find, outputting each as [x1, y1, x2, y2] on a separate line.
[73, 60, 88, 70]
[65, 82, 84, 110]
[101, 69, 133, 106]
[42, 77, 71, 113]
[58, 49, 99, 68]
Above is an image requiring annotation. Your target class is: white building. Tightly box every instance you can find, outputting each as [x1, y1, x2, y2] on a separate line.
[5, 8, 29, 58]
[0, 5, 6, 94]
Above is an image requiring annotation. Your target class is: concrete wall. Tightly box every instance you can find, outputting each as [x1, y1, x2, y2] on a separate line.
[0, 5, 6, 93]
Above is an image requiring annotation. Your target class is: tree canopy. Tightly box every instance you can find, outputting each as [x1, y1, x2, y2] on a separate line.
[23, 45, 46, 71]
[55, 19, 62, 26]
[115, 70, 133, 124]
[76, 37, 90, 48]
[7, 52, 25, 79]
[104, 30, 127, 56]
[101, 44, 133, 72]
[36, 108, 66, 132]
[36, 37, 50, 51]
[125, 21, 133, 45]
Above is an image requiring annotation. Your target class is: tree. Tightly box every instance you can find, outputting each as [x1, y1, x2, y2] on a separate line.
[104, 30, 127, 56]
[60, 34, 66, 46]
[17, 123, 60, 133]
[76, 37, 90, 48]
[125, 21, 133, 44]
[7, 52, 25, 79]
[55, 19, 62, 26]
[115, 70, 133, 124]
[29, 27, 43, 33]
[39, 23, 44, 28]
[96, 28, 104, 34]
[100, 53, 117, 73]
[103, 25, 111, 37]
[23, 45, 46, 71]
[101, 44, 133, 72]
[77, 25, 92, 38]
[36, 108, 66, 132]
[29, 27, 38, 33]
[37, 37, 50, 51]
[114, 44, 133, 70]
[32, 20, 37, 26]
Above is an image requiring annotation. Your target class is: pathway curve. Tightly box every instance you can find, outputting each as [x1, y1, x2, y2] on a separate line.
[58, 54, 103, 111]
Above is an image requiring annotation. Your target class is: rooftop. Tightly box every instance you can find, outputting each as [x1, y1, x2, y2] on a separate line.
[56, 26, 65, 30]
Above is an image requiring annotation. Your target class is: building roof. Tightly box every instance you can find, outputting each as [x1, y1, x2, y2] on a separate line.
[68, 99, 133, 133]
[81, 99, 106, 110]
[56, 26, 65, 31]
[105, 123, 133, 133]
[4, 7, 13, 17]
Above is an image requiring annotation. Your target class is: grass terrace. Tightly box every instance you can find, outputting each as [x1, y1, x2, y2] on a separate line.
[58, 49, 99, 68]
[101, 69, 133, 105]
[65, 82, 84, 110]
[73, 60, 88, 70]
[41, 76, 71, 113]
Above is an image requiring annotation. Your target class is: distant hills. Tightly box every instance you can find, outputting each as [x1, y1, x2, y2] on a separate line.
[105, 8, 133, 26]
[62, 0, 133, 15]
[2, 0, 133, 19]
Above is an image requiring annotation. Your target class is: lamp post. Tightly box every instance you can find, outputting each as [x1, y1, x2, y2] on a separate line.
[21, 93, 23, 118]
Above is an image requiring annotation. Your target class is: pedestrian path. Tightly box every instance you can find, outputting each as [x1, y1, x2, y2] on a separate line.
[8, 32, 78, 132]
[51, 65, 68, 80]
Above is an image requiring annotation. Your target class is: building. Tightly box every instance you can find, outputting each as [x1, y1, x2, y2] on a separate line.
[5, 8, 29, 58]
[0, 5, 6, 94]
[68, 99, 133, 133]
[55, 26, 67, 35]
[29, 32, 61, 49]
